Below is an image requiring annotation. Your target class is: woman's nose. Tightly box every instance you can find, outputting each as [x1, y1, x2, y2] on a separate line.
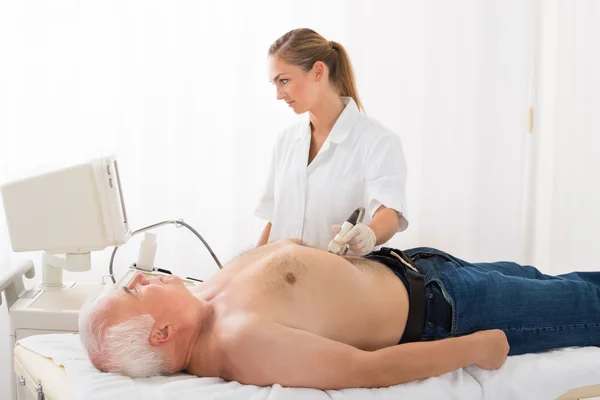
[276, 88, 285, 101]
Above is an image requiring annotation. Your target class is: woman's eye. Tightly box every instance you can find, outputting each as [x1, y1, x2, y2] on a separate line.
[280, 79, 288, 85]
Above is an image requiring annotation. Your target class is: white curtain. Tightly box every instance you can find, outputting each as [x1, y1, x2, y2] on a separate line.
[527, 0, 600, 274]
[408, 0, 535, 263]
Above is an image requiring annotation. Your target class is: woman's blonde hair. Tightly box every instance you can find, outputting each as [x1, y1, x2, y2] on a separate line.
[269, 28, 364, 112]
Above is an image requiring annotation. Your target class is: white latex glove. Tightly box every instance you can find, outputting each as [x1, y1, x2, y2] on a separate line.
[331, 223, 377, 255]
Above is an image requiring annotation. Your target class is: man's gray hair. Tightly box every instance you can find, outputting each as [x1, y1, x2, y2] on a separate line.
[78, 293, 172, 378]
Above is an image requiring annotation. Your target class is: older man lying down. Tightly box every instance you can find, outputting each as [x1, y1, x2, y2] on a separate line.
[79, 239, 600, 389]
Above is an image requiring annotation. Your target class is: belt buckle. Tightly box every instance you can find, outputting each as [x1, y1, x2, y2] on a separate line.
[390, 250, 419, 273]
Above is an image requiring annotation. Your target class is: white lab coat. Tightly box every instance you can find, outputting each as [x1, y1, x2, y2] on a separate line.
[255, 97, 408, 251]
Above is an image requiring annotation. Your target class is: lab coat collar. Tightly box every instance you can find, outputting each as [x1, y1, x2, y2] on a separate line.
[297, 97, 360, 143]
[328, 97, 359, 144]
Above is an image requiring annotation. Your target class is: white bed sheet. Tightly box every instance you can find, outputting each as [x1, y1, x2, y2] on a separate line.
[16, 334, 600, 400]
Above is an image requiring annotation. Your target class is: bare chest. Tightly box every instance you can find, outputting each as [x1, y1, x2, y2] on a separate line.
[211, 253, 408, 349]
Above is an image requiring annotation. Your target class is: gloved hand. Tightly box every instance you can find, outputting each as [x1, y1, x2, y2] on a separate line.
[331, 223, 377, 255]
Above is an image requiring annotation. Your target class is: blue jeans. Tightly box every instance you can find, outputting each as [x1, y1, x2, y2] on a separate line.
[404, 247, 600, 355]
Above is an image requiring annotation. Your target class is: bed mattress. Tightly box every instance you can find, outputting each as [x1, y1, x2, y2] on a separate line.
[14, 334, 600, 400]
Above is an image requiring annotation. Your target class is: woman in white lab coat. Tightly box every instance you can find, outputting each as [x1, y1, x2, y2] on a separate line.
[255, 28, 409, 255]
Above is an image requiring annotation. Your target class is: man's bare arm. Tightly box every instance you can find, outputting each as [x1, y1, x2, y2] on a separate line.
[225, 322, 508, 389]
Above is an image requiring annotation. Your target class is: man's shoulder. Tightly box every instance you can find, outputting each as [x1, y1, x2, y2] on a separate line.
[214, 316, 280, 381]
[217, 314, 273, 347]
[185, 316, 258, 379]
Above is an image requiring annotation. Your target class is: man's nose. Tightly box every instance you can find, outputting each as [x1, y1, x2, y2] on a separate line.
[128, 272, 148, 288]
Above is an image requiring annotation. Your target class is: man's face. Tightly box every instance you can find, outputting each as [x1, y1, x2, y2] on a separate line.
[110, 272, 192, 323]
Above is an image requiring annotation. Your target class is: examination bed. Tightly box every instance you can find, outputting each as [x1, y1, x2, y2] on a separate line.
[13, 334, 600, 400]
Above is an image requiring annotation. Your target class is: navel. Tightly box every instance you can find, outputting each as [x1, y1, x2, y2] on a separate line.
[285, 272, 297, 284]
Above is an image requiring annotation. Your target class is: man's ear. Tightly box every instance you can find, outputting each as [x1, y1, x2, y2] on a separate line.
[150, 325, 175, 346]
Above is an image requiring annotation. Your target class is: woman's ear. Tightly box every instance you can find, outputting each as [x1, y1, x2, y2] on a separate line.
[312, 61, 327, 82]
[150, 325, 174, 346]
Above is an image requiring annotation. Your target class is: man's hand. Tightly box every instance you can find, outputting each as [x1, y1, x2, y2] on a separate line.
[331, 223, 376, 255]
[470, 329, 510, 370]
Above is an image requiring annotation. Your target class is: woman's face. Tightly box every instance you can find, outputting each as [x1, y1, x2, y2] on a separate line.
[268, 56, 318, 114]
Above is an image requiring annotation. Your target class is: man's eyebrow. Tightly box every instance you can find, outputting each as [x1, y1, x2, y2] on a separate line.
[122, 285, 142, 300]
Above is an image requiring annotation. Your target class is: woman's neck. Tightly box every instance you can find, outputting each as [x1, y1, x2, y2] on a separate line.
[308, 92, 345, 138]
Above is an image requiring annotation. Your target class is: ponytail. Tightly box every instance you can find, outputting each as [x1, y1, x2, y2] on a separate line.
[329, 41, 364, 113]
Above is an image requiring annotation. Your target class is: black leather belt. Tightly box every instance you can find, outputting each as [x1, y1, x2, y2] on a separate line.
[381, 248, 426, 343]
